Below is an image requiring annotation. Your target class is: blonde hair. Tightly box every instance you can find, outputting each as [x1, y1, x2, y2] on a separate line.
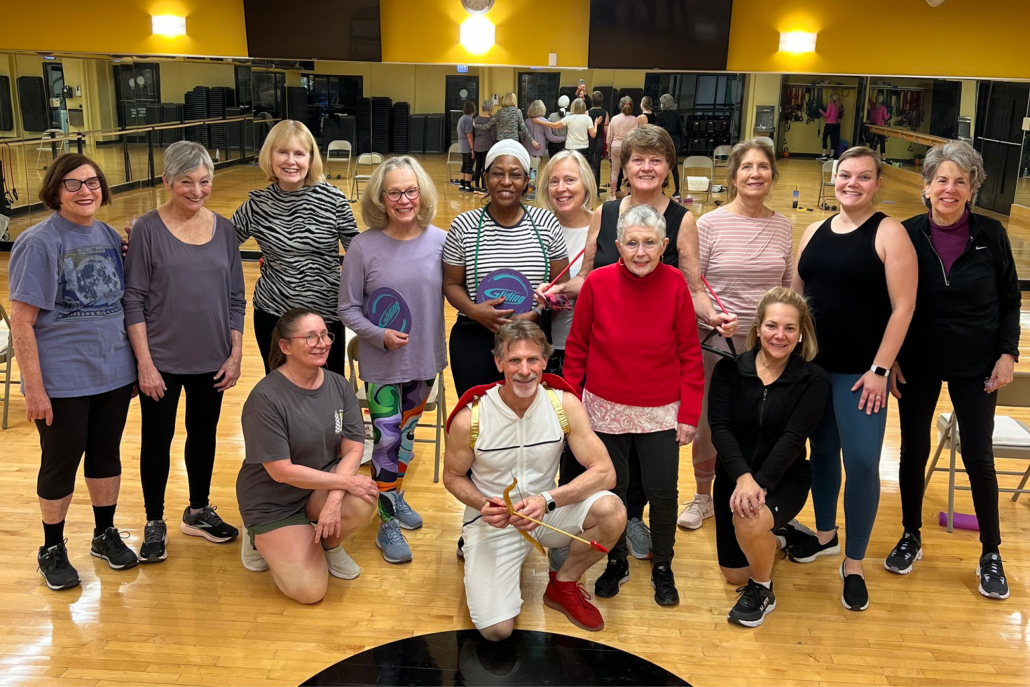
[259, 120, 325, 186]
[526, 100, 546, 119]
[570, 99, 587, 115]
[500, 92, 518, 108]
[538, 150, 597, 214]
[745, 287, 818, 362]
[726, 138, 779, 202]
[359, 156, 437, 229]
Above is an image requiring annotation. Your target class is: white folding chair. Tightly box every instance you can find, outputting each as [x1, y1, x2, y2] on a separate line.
[350, 153, 384, 201]
[681, 155, 716, 203]
[927, 372, 1030, 532]
[36, 129, 67, 170]
[446, 143, 462, 183]
[0, 303, 15, 430]
[347, 337, 449, 482]
[816, 159, 838, 209]
[326, 140, 353, 180]
[712, 144, 732, 170]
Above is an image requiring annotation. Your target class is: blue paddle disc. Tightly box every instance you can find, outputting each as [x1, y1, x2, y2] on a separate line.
[367, 287, 412, 334]
[476, 268, 534, 315]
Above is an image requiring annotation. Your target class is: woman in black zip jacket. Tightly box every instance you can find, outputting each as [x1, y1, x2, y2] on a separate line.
[886, 141, 1020, 600]
[709, 287, 829, 627]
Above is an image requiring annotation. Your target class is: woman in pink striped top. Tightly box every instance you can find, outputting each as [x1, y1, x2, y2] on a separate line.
[678, 139, 795, 531]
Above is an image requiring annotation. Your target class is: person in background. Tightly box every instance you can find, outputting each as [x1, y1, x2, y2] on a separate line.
[232, 120, 357, 375]
[606, 96, 638, 198]
[8, 154, 139, 590]
[586, 91, 611, 188]
[887, 141, 1019, 601]
[710, 288, 828, 627]
[524, 100, 566, 198]
[638, 96, 656, 127]
[655, 94, 686, 202]
[547, 95, 571, 159]
[820, 93, 843, 161]
[535, 99, 600, 156]
[867, 93, 890, 162]
[457, 101, 478, 193]
[123, 141, 245, 563]
[339, 156, 447, 564]
[789, 146, 917, 612]
[473, 100, 497, 192]
[474, 93, 539, 151]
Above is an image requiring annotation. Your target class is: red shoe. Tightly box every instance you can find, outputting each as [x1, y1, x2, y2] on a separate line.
[543, 571, 604, 631]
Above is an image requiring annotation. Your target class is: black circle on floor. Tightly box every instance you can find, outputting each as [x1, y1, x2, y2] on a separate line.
[301, 629, 689, 686]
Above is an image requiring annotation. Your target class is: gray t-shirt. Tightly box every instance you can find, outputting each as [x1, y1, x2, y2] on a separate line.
[8, 213, 136, 398]
[122, 210, 247, 375]
[236, 370, 364, 527]
[337, 226, 448, 385]
[457, 114, 475, 154]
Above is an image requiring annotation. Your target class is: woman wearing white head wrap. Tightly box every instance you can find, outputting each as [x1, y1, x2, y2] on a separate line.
[442, 141, 571, 396]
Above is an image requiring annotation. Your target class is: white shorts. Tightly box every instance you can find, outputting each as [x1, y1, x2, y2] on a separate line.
[462, 490, 616, 630]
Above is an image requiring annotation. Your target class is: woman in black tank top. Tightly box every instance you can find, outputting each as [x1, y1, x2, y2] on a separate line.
[790, 147, 917, 612]
[638, 96, 656, 127]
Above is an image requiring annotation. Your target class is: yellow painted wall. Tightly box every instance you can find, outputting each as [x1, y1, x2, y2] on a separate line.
[380, 0, 590, 67]
[3, 0, 248, 57]
[742, 73, 782, 144]
[727, 0, 1030, 79]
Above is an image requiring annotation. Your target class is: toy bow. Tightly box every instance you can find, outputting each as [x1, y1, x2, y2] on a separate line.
[499, 474, 610, 555]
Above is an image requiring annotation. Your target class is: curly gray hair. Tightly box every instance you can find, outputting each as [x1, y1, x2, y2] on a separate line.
[616, 203, 667, 243]
[921, 140, 987, 209]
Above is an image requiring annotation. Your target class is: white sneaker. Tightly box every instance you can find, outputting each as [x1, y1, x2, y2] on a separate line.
[677, 494, 714, 530]
[240, 526, 269, 572]
[325, 544, 361, 580]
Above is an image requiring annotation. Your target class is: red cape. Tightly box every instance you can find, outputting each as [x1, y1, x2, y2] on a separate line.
[445, 374, 576, 432]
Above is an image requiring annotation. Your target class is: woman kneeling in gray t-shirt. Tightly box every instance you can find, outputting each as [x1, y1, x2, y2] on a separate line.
[236, 308, 378, 603]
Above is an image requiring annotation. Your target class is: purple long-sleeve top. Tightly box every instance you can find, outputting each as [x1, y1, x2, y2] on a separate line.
[525, 119, 565, 158]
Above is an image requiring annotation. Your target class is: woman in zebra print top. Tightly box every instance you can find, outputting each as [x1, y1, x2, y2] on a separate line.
[232, 120, 358, 375]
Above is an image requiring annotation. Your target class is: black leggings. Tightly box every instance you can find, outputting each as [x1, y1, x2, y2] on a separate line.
[139, 372, 226, 521]
[461, 152, 475, 175]
[253, 307, 347, 376]
[473, 152, 488, 188]
[598, 430, 680, 566]
[669, 153, 681, 196]
[588, 143, 605, 187]
[822, 123, 841, 155]
[36, 384, 134, 500]
[449, 317, 503, 397]
[897, 368, 1001, 551]
[560, 441, 648, 520]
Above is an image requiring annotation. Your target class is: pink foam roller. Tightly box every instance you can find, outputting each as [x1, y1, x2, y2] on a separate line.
[938, 511, 979, 531]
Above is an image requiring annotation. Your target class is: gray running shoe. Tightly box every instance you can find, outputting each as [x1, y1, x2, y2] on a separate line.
[626, 518, 653, 560]
[376, 518, 413, 564]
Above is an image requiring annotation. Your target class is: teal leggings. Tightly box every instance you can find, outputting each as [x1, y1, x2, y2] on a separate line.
[810, 373, 888, 560]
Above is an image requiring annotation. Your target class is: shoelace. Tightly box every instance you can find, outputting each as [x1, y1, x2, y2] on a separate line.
[194, 506, 224, 525]
[382, 520, 406, 544]
[653, 565, 674, 586]
[102, 528, 132, 546]
[393, 492, 416, 516]
[144, 522, 167, 544]
[894, 535, 919, 558]
[684, 498, 707, 516]
[40, 539, 71, 571]
[982, 558, 1005, 581]
[734, 583, 763, 610]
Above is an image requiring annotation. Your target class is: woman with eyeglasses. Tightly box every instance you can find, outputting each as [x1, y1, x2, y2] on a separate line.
[236, 307, 378, 603]
[443, 140, 569, 397]
[338, 156, 446, 564]
[8, 154, 139, 591]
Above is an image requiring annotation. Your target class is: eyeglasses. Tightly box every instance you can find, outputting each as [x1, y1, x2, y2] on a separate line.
[284, 332, 336, 347]
[61, 177, 102, 192]
[384, 187, 420, 202]
[622, 239, 661, 252]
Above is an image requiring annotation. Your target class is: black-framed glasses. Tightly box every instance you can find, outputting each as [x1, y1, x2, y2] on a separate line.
[61, 177, 102, 192]
[284, 332, 336, 347]
[383, 187, 420, 202]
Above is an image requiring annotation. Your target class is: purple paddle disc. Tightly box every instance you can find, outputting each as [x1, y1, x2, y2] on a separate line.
[476, 268, 534, 315]
[367, 287, 412, 334]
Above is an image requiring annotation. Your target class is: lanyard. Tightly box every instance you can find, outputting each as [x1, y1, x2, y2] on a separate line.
[472, 203, 548, 287]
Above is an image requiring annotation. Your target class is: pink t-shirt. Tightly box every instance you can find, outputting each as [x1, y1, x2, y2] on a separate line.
[606, 113, 639, 150]
[822, 101, 840, 124]
[697, 207, 794, 334]
[869, 103, 889, 126]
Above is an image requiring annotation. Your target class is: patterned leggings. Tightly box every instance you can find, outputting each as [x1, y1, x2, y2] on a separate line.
[365, 379, 434, 497]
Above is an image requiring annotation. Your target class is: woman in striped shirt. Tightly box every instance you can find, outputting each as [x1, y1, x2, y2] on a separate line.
[678, 139, 794, 532]
[232, 120, 358, 375]
[443, 140, 569, 396]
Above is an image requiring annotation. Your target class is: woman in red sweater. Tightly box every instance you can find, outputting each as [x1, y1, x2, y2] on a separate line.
[564, 203, 704, 607]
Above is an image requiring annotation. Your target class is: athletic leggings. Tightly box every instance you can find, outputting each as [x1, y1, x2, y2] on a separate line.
[449, 317, 503, 397]
[139, 371, 225, 522]
[36, 384, 134, 501]
[253, 307, 347, 377]
[897, 369, 1000, 552]
[609, 142, 624, 194]
[810, 372, 888, 560]
[822, 123, 841, 156]
[473, 152, 488, 188]
[461, 152, 475, 175]
[366, 379, 434, 501]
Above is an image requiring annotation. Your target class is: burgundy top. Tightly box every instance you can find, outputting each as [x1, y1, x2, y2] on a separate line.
[929, 208, 970, 277]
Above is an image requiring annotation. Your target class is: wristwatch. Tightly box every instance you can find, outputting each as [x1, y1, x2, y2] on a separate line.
[870, 364, 889, 377]
[540, 491, 556, 512]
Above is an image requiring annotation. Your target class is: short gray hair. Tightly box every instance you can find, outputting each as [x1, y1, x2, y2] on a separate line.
[921, 140, 987, 209]
[616, 203, 666, 243]
[492, 320, 553, 360]
[163, 140, 214, 183]
[481, 99, 493, 111]
[659, 94, 676, 111]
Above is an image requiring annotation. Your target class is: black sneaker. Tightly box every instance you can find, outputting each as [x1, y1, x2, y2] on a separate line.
[773, 519, 816, 551]
[90, 527, 139, 570]
[37, 541, 80, 590]
[180, 505, 239, 543]
[977, 553, 1010, 599]
[839, 563, 869, 611]
[139, 520, 168, 563]
[884, 532, 922, 575]
[787, 529, 841, 563]
[594, 558, 630, 598]
[727, 580, 776, 627]
[456, 536, 465, 560]
[651, 563, 679, 606]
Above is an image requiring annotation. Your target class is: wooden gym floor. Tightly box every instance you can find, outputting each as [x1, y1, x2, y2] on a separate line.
[1, 155, 1029, 687]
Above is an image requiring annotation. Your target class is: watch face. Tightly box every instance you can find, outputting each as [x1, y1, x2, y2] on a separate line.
[461, 0, 495, 15]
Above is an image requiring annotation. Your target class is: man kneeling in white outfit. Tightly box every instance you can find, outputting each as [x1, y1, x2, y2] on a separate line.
[444, 321, 625, 641]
